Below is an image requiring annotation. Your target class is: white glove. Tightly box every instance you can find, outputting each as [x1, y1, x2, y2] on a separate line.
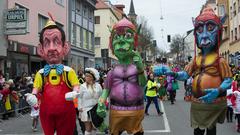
[157, 83, 161, 88]
[65, 91, 80, 101]
[25, 93, 38, 106]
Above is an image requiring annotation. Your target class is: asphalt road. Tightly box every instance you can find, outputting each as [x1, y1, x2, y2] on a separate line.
[0, 82, 238, 135]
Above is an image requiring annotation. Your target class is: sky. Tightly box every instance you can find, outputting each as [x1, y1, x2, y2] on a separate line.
[110, 0, 207, 52]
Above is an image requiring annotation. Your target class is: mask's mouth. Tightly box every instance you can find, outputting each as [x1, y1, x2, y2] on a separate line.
[200, 40, 211, 48]
[116, 47, 129, 52]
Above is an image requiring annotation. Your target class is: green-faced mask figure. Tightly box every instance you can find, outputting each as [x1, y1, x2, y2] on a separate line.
[97, 18, 147, 135]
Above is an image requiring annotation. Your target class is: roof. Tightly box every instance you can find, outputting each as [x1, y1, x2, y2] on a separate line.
[96, 0, 109, 9]
[96, 0, 125, 20]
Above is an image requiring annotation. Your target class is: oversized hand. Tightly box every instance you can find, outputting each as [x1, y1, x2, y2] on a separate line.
[198, 88, 219, 103]
[65, 91, 80, 101]
[97, 101, 106, 118]
[25, 93, 38, 106]
[132, 50, 144, 71]
[153, 65, 173, 76]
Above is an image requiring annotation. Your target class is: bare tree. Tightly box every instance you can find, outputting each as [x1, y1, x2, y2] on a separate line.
[169, 34, 185, 63]
[136, 16, 154, 49]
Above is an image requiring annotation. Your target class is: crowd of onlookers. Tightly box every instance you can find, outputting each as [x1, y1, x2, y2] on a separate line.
[226, 64, 240, 133]
[0, 71, 35, 120]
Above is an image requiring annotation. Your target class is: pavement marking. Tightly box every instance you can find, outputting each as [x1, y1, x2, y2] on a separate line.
[160, 100, 171, 132]
[143, 100, 171, 133]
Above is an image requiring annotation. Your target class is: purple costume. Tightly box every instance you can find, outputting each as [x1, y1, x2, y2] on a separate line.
[104, 64, 144, 111]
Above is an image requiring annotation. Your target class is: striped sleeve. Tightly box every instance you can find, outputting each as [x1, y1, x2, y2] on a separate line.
[219, 58, 232, 79]
[184, 61, 194, 76]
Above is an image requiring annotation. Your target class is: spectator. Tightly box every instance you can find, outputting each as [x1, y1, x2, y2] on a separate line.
[145, 73, 163, 116]
[78, 68, 107, 135]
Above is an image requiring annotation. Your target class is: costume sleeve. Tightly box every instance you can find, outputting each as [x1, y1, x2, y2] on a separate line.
[184, 61, 194, 76]
[68, 69, 80, 87]
[219, 58, 232, 79]
[33, 72, 43, 92]
[78, 84, 84, 110]
[104, 70, 113, 90]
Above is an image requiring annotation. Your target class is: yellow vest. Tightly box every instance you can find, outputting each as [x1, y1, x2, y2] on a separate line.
[146, 80, 157, 97]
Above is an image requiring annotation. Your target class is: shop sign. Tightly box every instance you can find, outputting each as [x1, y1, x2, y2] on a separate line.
[4, 8, 27, 35]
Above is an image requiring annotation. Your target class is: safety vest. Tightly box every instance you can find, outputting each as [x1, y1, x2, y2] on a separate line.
[146, 80, 157, 97]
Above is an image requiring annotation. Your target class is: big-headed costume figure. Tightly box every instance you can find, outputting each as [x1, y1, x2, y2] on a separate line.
[154, 7, 232, 135]
[97, 18, 147, 135]
[25, 14, 80, 135]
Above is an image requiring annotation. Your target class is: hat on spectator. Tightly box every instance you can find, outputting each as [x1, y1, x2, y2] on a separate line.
[85, 68, 100, 81]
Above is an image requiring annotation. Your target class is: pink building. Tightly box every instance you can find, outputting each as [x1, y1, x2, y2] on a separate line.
[6, 0, 68, 78]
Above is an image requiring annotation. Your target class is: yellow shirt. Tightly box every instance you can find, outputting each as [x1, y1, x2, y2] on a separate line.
[146, 80, 157, 97]
[33, 66, 79, 92]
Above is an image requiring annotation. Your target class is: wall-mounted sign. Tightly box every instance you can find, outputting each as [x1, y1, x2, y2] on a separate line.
[4, 8, 27, 35]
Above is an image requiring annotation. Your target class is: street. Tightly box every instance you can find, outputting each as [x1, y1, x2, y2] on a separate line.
[0, 82, 238, 135]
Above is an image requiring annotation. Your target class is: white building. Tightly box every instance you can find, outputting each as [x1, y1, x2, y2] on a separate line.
[94, 0, 124, 70]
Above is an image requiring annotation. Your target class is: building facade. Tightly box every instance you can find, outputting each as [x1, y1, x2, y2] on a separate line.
[94, 0, 124, 70]
[217, 0, 231, 63]
[229, 0, 240, 66]
[6, 0, 68, 78]
[0, 0, 8, 75]
[68, 0, 96, 71]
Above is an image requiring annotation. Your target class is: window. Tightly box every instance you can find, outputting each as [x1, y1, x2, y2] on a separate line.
[76, 25, 81, 48]
[235, 27, 238, 40]
[71, 0, 75, 11]
[95, 16, 100, 24]
[55, 0, 65, 7]
[38, 14, 48, 33]
[218, 5, 225, 17]
[83, 5, 88, 18]
[95, 37, 100, 46]
[231, 30, 233, 42]
[89, 9, 94, 22]
[83, 29, 88, 49]
[76, 0, 81, 14]
[233, 2, 237, 16]
[88, 32, 94, 51]
[230, 6, 233, 19]
[15, 4, 29, 32]
[71, 23, 76, 45]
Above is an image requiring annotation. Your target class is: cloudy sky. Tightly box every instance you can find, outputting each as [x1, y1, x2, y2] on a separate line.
[110, 0, 206, 51]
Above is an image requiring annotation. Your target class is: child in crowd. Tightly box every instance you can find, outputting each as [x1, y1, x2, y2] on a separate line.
[30, 94, 40, 132]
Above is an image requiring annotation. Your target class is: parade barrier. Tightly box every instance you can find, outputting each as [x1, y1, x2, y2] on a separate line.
[0, 88, 31, 118]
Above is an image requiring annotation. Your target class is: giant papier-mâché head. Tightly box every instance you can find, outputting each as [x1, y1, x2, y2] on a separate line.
[193, 6, 226, 53]
[37, 13, 70, 64]
[109, 18, 138, 59]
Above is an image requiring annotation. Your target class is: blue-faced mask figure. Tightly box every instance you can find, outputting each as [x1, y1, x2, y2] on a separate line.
[194, 7, 223, 55]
